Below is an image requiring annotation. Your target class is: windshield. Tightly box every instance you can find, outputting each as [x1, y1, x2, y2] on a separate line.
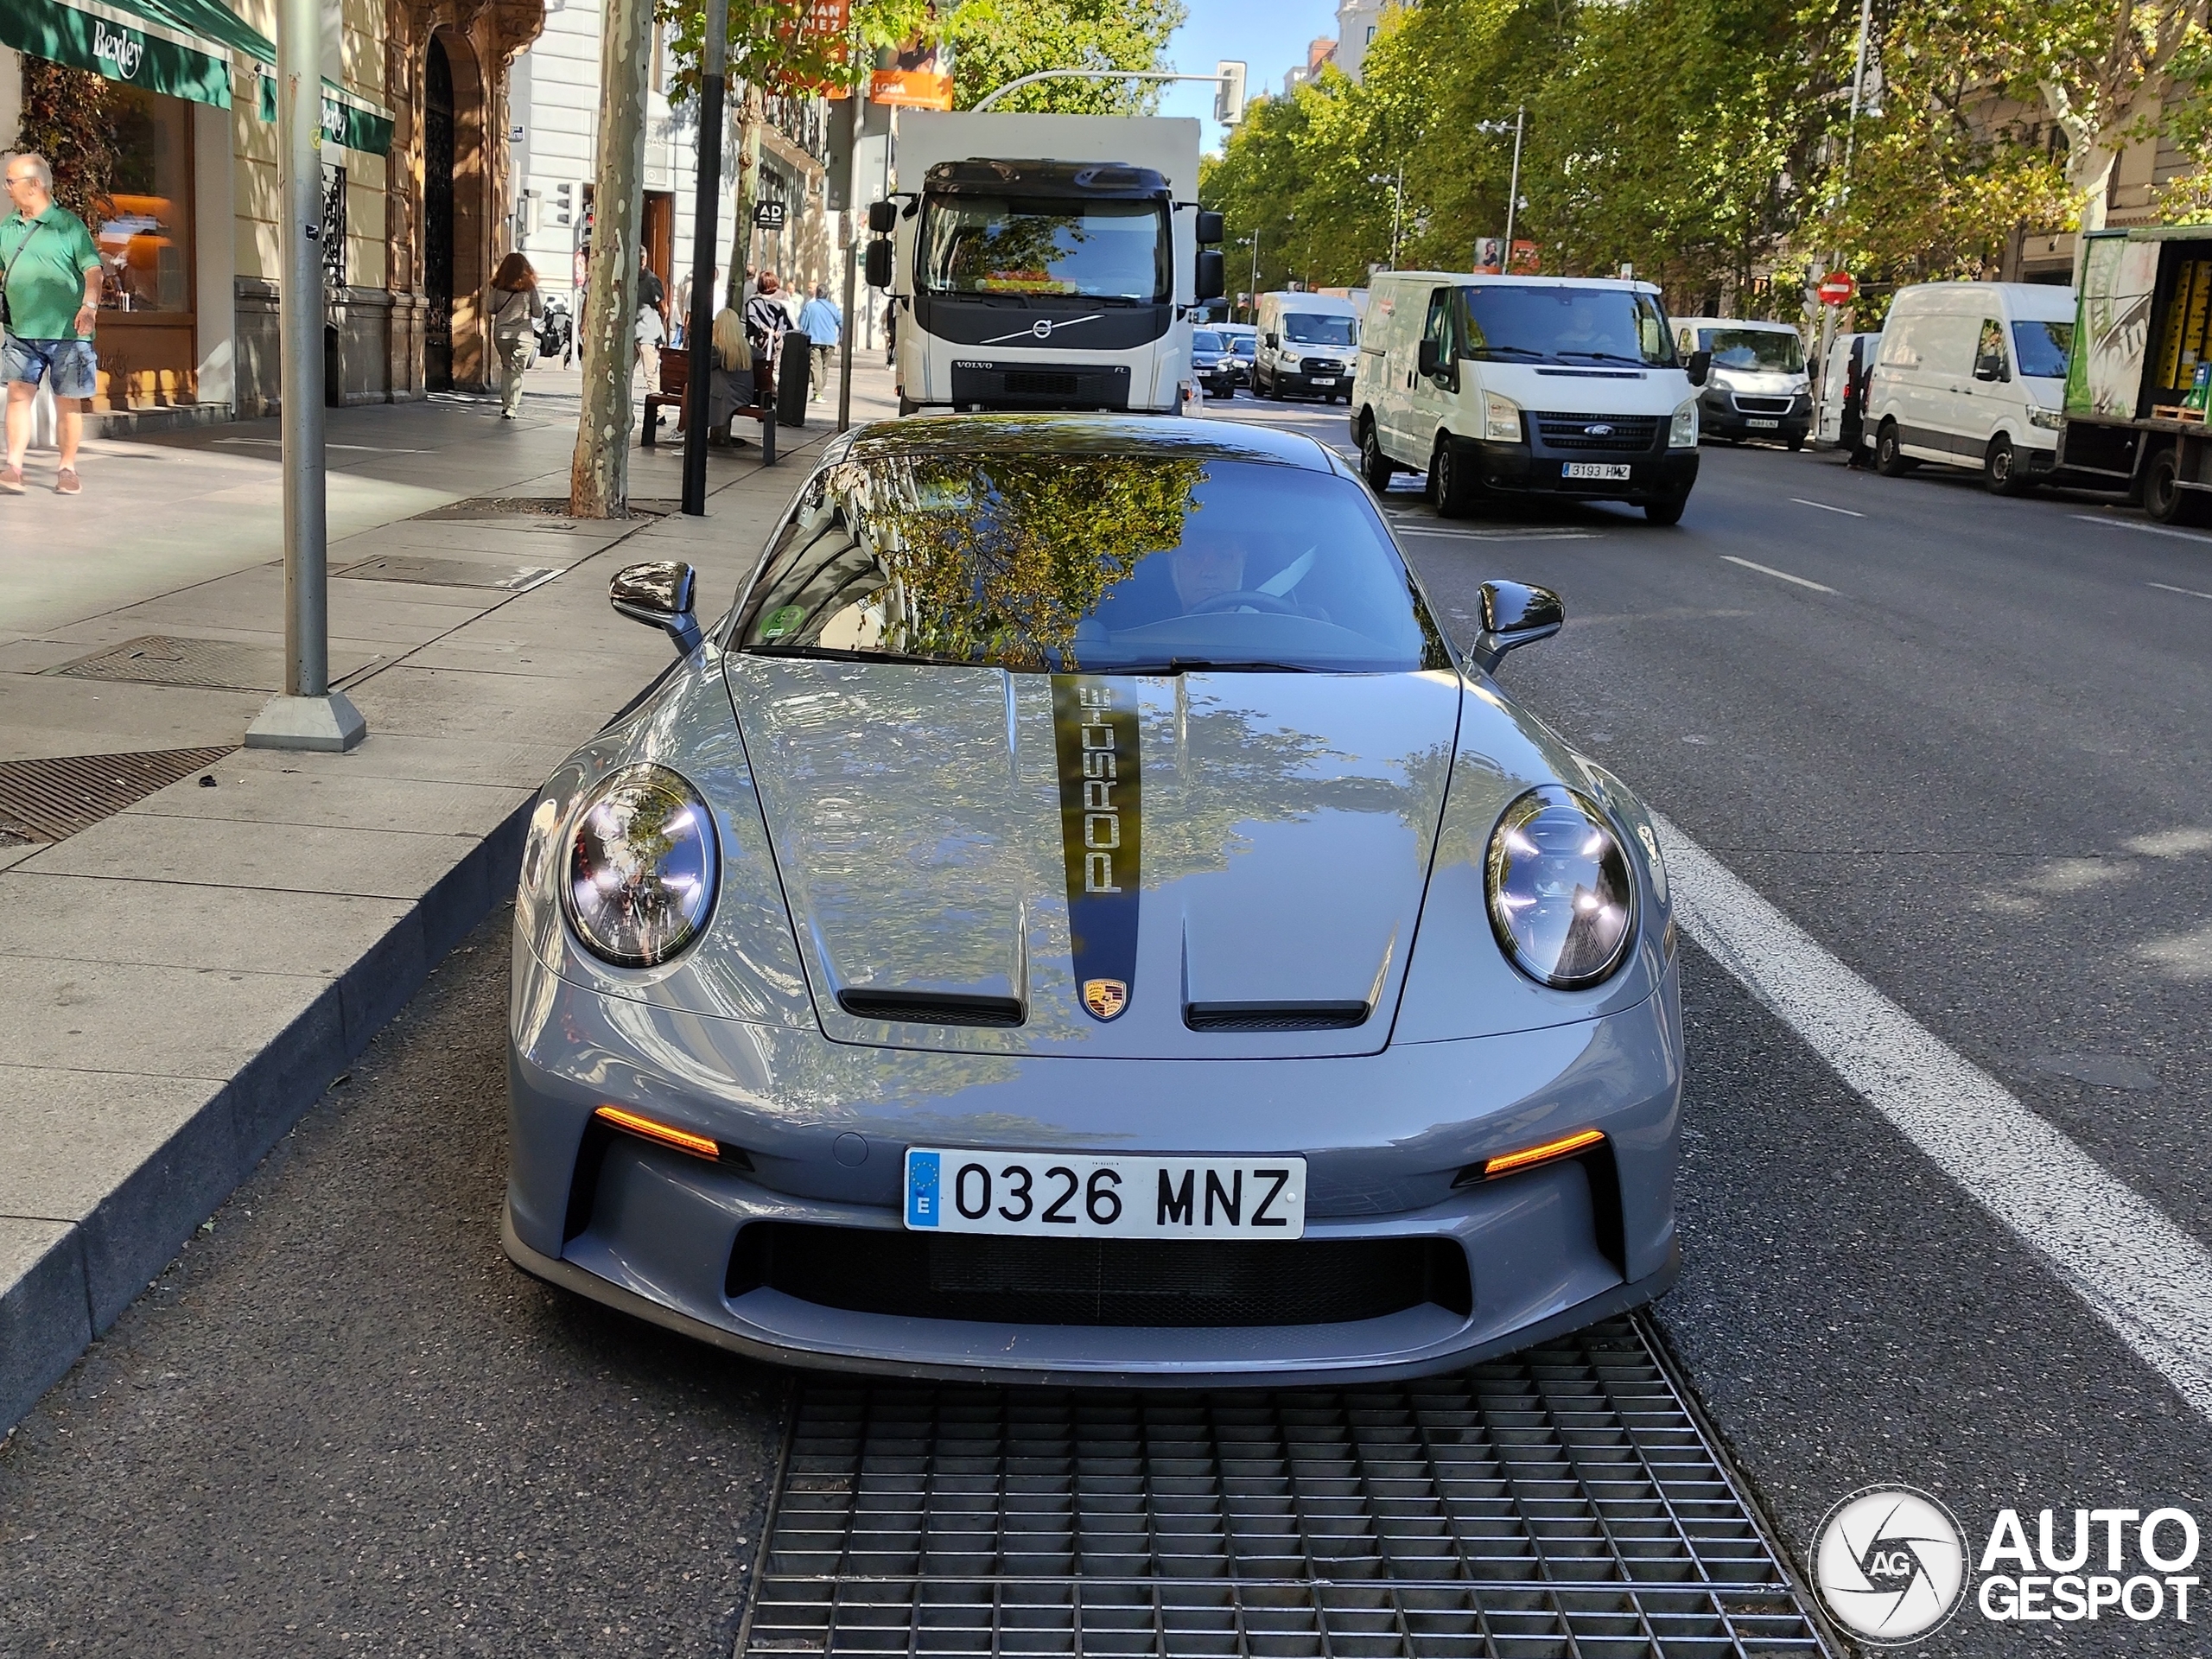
[1282, 313, 1357, 346]
[2012, 320, 2073, 378]
[918, 196, 1167, 302]
[735, 452, 1450, 675]
[1460, 286, 1675, 366]
[1230, 335, 1255, 358]
[1192, 331, 1225, 353]
[1700, 327, 1804, 372]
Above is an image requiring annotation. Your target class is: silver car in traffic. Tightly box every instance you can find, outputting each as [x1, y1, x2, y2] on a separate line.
[503, 416, 1682, 1385]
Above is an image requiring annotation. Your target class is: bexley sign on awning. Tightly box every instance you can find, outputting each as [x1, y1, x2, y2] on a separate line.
[0, 0, 392, 154]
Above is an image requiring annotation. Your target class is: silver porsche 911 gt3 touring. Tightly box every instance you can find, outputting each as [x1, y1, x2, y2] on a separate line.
[502, 415, 1682, 1385]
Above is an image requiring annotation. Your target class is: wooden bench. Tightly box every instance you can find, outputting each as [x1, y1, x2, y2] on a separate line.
[641, 344, 776, 463]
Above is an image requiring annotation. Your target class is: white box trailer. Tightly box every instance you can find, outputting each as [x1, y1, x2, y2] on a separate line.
[863, 112, 1225, 415]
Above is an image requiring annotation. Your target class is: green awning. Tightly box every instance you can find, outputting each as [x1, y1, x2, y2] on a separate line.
[257, 70, 394, 156]
[0, 0, 235, 106]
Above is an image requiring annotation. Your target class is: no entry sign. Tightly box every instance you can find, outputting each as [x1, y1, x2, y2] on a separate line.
[1818, 270, 1857, 306]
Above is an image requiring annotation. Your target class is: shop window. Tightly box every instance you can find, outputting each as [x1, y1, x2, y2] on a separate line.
[96, 86, 194, 315]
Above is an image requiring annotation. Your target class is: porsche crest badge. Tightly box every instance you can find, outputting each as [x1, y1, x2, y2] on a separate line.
[1082, 978, 1128, 1020]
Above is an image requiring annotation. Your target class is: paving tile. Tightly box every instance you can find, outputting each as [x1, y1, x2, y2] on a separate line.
[0, 874, 409, 977]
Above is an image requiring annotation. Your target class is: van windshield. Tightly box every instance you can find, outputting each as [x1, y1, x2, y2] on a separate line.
[1192, 331, 1225, 353]
[1459, 286, 1675, 366]
[918, 196, 1168, 302]
[1283, 313, 1357, 345]
[1700, 327, 1804, 372]
[2012, 321, 2073, 379]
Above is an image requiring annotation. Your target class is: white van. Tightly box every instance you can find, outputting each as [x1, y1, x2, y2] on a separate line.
[1814, 330, 1881, 454]
[1866, 282, 2076, 493]
[1352, 271, 1702, 523]
[1253, 292, 1361, 402]
[1672, 316, 1812, 448]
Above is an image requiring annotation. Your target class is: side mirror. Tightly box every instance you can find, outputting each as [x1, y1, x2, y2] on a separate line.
[1974, 360, 2006, 383]
[1417, 339, 1442, 378]
[1469, 580, 1563, 674]
[1193, 209, 1225, 245]
[1194, 249, 1225, 302]
[1264, 331, 1279, 349]
[611, 561, 703, 656]
[867, 199, 899, 234]
[1685, 350, 1711, 387]
[864, 238, 893, 289]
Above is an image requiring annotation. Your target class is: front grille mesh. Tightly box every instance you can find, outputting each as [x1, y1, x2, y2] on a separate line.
[728, 1225, 1470, 1327]
[1729, 397, 1793, 416]
[1533, 413, 1662, 453]
[1185, 1002, 1370, 1033]
[739, 1319, 1830, 1656]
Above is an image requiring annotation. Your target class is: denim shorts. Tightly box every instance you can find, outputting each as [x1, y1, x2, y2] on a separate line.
[2, 336, 99, 400]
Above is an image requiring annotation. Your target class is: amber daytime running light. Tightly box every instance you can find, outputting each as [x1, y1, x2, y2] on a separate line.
[594, 1105, 721, 1160]
[1484, 1128, 1606, 1179]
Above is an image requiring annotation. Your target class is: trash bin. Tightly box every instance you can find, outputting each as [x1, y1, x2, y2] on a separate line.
[776, 340, 810, 430]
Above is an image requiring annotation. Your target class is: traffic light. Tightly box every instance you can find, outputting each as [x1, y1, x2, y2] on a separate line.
[1215, 61, 1247, 126]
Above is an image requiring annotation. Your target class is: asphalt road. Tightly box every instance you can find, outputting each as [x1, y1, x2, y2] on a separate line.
[3, 394, 2208, 1657]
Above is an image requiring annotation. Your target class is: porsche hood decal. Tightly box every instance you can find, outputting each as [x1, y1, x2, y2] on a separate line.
[1052, 677, 1141, 1020]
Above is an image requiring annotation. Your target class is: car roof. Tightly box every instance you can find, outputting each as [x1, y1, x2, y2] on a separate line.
[1675, 315, 1798, 332]
[830, 415, 1355, 478]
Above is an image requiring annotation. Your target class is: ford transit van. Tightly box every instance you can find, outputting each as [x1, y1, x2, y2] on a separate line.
[1673, 316, 1813, 448]
[1866, 282, 2075, 493]
[1352, 272, 1702, 522]
[1254, 292, 1361, 402]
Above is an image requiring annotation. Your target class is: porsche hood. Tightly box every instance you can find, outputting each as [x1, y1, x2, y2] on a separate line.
[724, 656, 1463, 1058]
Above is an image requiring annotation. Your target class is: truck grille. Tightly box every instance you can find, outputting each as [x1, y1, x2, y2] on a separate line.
[1302, 358, 1346, 377]
[1731, 395, 1793, 415]
[949, 363, 1131, 410]
[728, 1224, 1474, 1326]
[1534, 412, 1662, 451]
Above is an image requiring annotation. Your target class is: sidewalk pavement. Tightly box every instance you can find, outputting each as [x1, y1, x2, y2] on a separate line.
[0, 355, 900, 1433]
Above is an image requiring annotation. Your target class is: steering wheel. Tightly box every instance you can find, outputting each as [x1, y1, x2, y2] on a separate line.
[1190, 589, 1301, 616]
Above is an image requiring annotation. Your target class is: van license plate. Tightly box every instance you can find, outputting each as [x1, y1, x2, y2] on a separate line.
[1310, 377, 1338, 387]
[1747, 418, 1780, 429]
[906, 1149, 1306, 1239]
[1563, 462, 1632, 480]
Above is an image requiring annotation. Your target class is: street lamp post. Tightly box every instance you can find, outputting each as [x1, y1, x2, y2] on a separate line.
[679, 0, 728, 517]
[1242, 232, 1260, 319]
[970, 67, 1238, 111]
[1815, 0, 1876, 409]
[1367, 165, 1405, 269]
[246, 0, 365, 752]
[1471, 108, 1526, 270]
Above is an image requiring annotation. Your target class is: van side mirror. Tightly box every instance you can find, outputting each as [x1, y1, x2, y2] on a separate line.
[1685, 350, 1711, 387]
[1469, 580, 1563, 674]
[1264, 331, 1279, 349]
[1194, 250, 1225, 302]
[611, 561, 703, 656]
[1194, 209, 1225, 245]
[1974, 359, 2007, 383]
[864, 239, 893, 289]
[867, 199, 899, 234]
[1417, 339, 1442, 378]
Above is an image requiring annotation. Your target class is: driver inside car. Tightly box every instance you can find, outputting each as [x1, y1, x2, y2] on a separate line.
[1170, 538, 1250, 612]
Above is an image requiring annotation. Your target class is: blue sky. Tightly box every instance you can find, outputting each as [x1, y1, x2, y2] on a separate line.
[1155, 0, 1342, 154]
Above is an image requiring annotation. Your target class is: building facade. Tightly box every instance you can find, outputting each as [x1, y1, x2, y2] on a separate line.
[2, 0, 543, 425]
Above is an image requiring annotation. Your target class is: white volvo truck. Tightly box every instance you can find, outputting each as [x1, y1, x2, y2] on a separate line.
[863, 112, 1226, 415]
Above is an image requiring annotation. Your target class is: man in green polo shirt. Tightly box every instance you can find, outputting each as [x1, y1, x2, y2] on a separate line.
[2, 151, 105, 497]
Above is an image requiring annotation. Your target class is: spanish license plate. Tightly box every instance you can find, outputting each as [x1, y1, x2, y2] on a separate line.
[1563, 461, 1632, 480]
[1310, 377, 1338, 387]
[906, 1149, 1307, 1239]
[1747, 417, 1780, 429]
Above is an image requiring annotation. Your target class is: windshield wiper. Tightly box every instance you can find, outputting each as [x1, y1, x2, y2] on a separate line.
[1555, 351, 1652, 366]
[748, 643, 957, 668]
[1471, 345, 1548, 360]
[1112, 658, 1323, 675]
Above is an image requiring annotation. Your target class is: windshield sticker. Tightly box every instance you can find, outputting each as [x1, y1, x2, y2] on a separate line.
[1052, 677, 1142, 1020]
[760, 604, 807, 640]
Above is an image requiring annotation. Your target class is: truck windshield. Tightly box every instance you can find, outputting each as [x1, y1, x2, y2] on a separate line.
[918, 197, 1168, 302]
[1283, 314, 1357, 345]
[736, 452, 1451, 675]
[1700, 327, 1804, 372]
[2012, 321, 2073, 378]
[1460, 286, 1676, 366]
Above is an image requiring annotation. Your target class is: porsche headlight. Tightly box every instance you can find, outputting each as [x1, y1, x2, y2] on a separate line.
[1485, 786, 1636, 988]
[563, 766, 718, 967]
[1669, 397, 1699, 448]
[1484, 391, 1524, 443]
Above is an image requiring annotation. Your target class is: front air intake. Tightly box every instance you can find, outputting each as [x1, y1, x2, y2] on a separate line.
[1185, 1001, 1370, 1033]
[837, 988, 1026, 1027]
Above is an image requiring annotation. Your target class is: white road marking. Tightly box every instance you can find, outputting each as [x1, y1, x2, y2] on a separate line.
[2072, 512, 2212, 547]
[1656, 813, 2212, 1421]
[1789, 497, 1864, 518]
[2150, 581, 2212, 601]
[1719, 555, 1837, 594]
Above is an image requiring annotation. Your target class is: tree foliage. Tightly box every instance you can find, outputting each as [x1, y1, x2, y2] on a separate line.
[938, 0, 1186, 113]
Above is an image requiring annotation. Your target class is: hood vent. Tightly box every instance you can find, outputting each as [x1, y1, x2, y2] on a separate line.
[1185, 1001, 1370, 1033]
[838, 989, 1026, 1028]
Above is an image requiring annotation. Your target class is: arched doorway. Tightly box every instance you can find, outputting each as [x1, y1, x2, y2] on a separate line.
[423, 37, 455, 391]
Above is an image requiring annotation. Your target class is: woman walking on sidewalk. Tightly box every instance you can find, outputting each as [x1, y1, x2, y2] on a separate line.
[490, 254, 543, 420]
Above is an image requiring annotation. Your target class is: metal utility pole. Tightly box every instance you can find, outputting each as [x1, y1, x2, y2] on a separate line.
[836, 94, 859, 432]
[246, 0, 364, 751]
[569, 0, 653, 517]
[1502, 106, 1524, 264]
[1815, 0, 1875, 404]
[1247, 232, 1260, 319]
[680, 0, 728, 516]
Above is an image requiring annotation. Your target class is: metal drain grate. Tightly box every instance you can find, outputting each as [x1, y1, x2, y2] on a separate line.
[334, 555, 561, 590]
[44, 636, 380, 693]
[741, 1319, 1828, 1657]
[0, 746, 238, 842]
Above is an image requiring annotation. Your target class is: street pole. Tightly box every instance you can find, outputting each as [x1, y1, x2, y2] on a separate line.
[1393, 161, 1403, 268]
[1502, 106, 1523, 267]
[246, 0, 364, 751]
[836, 93, 858, 432]
[1249, 231, 1260, 319]
[679, 0, 728, 516]
[1816, 0, 1874, 415]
